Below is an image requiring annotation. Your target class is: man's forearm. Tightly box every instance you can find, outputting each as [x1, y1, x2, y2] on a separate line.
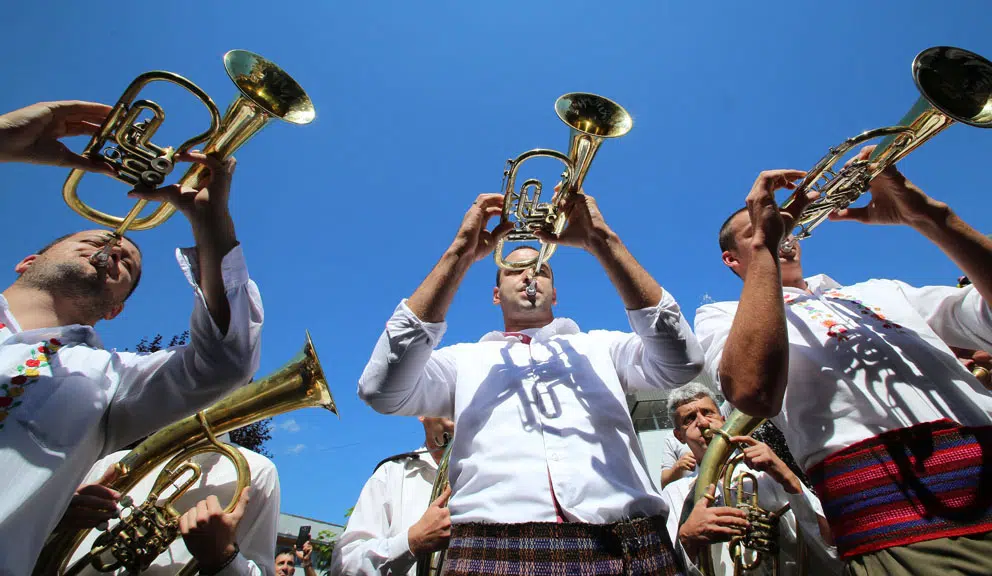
[407, 246, 473, 322]
[915, 205, 992, 306]
[191, 210, 238, 335]
[660, 467, 683, 488]
[720, 246, 789, 417]
[589, 231, 663, 310]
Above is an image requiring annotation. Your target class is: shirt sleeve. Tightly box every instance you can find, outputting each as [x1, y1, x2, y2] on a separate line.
[692, 302, 738, 392]
[357, 300, 458, 417]
[234, 451, 281, 576]
[105, 245, 263, 450]
[893, 280, 992, 350]
[659, 436, 685, 470]
[605, 290, 705, 393]
[660, 481, 704, 576]
[330, 469, 417, 576]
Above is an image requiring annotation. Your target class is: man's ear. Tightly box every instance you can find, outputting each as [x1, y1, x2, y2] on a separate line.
[14, 255, 38, 275]
[493, 286, 501, 305]
[551, 287, 557, 306]
[673, 426, 685, 443]
[721, 249, 738, 270]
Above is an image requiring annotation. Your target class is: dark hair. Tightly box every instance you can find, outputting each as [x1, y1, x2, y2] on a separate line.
[718, 207, 748, 253]
[495, 246, 554, 286]
[275, 547, 295, 560]
[38, 231, 143, 301]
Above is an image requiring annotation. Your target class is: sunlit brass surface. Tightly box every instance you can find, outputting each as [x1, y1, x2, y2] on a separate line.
[36, 332, 337, 576]
[494, 93, 632, 274]
[416, 440, 453, 576]
[62, 50, 315, 242]
[781, 46, 992, 253]
[691, 410, 803, 576]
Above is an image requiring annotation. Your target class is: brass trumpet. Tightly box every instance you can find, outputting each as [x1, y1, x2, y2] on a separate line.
[35, 332, 337, 576]
[64, 50, 315, 265]
[692, 411, 804, 576]
[417, 439, 453, 576]
[494, 93, 633, 275]
[781, 46, 992, 253]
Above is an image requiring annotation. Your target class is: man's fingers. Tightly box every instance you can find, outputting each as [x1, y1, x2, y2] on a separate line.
[175, 150, 223, 173]
[72, 490, 120, 509]
[473, 193, 505, 209]
[729, 436, 758, 446]
[434, 485, 452, 508]
[51, 101, 114, 125]
[229, 488, 250, 522]
[829, 206, 870, 222]
[127, 183, 182, 203]
[696, 484, 717, 507]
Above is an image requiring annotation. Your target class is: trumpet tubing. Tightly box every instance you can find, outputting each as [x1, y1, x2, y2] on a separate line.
[494, 93, 632, 273]
[417, 441, 453, 576]
[781, 46, 992, 253]
[35, 332, 337, 576]
[63, 49, 315, 235]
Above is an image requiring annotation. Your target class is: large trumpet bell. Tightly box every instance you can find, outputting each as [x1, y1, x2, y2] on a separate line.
[63, 49, 315, 234]
[555, 92, 633, 138]
[224, 50, 316, 125]
[914, 46, 992, 127]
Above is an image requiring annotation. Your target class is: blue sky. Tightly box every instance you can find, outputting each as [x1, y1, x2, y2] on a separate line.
[2, 2, 991, 526]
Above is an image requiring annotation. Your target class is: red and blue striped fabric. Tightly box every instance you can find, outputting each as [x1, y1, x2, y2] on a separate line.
[808, 419, 992, 559]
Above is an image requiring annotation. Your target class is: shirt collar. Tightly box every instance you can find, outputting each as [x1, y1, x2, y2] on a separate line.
[478, 317, 581, 344]
[0, 294, 103, 349]
[782, 273, 842, 302]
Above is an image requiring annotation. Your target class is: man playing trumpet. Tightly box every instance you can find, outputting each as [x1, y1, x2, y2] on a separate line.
[659, 383, 838, 575]
[0, 101, 263, 574]
[359, 190, 704, 575]
[331, 417, 454, 576]
[695, 147, 992, 575]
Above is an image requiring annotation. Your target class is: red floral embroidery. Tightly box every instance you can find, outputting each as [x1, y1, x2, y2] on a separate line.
[1, 337, 63, 430]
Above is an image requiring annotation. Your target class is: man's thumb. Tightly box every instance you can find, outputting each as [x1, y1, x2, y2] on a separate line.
[696, 483, 717, 508]
[433, 485, 452, 508]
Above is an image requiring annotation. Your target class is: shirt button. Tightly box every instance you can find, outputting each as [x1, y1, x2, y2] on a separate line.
[550, 453, 559, 461]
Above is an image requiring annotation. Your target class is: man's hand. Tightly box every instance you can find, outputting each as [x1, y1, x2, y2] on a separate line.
[534, 189, 614, 255]
[0, 101, 114, 173]
[678, 484, 750, 560]
[730, 436, 802, 494]
[675, 451, 697, 474]
[128, 151, 236, 231]
[179, 489, 250, 572]
[829, 145, 943, 229]
[408, 485, 452, 556]
[744, 170, 809, 250]
[57, 464, 121, 530]
[294, 540, 313, 567]
[449, 193, 513, 263]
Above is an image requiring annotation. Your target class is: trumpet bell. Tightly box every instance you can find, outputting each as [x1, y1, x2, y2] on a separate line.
[555, 92, 633, 138]
[914, 46, 992, 128]
[224, 49, 316, 125]
[63, 50, 315, 234]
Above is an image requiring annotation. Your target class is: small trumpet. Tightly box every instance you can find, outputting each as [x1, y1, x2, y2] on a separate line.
[494, 93, 632, 274]
[63, 50, 315, 266]
[780, 46, 992, 253]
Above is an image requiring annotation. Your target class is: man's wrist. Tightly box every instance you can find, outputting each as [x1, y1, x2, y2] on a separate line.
[197, 543, 239, 575]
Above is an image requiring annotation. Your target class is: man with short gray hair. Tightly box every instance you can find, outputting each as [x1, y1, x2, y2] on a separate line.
[659, 384, 838, 575]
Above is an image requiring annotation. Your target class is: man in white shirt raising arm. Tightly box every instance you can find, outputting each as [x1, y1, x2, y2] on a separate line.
[331, 416, 453, 575]
[0, 100, 263, 575]
[695, 146, 992, 575]
[359, 190, 704, 575]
